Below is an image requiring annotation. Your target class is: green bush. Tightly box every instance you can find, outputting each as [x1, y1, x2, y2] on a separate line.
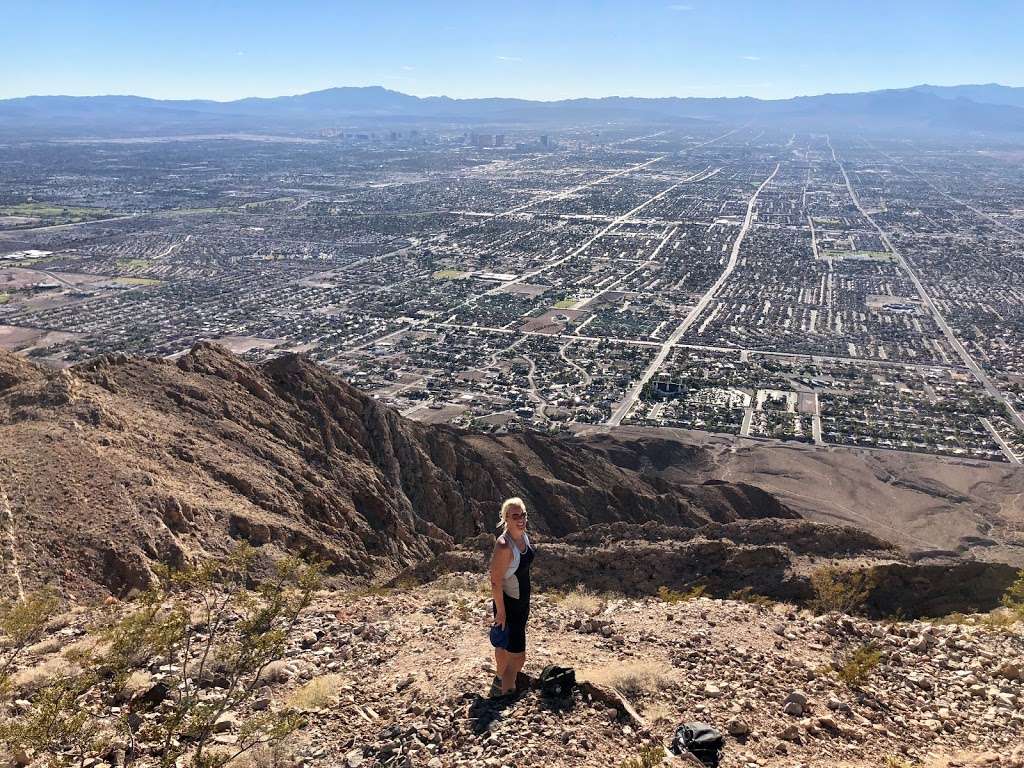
[0, 590, 60, 694]
[809, 567, 874, 615]
[1002, 569, 1024, 620]
[657, 584, 707, 604]
[834, 643, 881, 688]
[0, 545, 322, 768]
[728, 587, 775, 607]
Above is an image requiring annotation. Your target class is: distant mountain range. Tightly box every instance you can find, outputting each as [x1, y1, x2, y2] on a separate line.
[3, 83, 1024, 139]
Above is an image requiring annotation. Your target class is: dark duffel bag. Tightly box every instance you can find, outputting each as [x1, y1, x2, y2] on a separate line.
[538, 665, 576, 699]
[670, 722, 724, 767]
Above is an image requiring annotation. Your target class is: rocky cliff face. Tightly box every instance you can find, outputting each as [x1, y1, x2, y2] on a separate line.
[0, 343, 805, 597]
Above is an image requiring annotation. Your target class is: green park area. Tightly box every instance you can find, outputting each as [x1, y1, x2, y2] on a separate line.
[0, 202, 113, 224]
[826, 250, 896, 262]
[432, 269, 471, 280]
[116, 258, 157, 270]
[553, 298, 579, 309]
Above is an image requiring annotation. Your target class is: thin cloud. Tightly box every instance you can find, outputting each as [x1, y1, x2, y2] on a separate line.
[667, 4, 694, 10]
[496, 55, 523, 63]
[741, 55, 761, 61]
[401, 65, 415, 71]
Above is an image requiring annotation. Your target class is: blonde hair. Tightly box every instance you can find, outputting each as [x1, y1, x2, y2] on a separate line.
[498, 497, 527, 533]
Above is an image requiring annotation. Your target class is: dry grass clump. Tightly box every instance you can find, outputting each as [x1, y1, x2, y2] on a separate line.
[233, 743, 298, 768]
[619, 746, 666, 768]
[24, 636, 65, 656]
[117, 669, 153, 703]
[583, 660, 675, 698]
[285, 673, 344, 711]
[257, 659, 292, 687]
[554, 586, 604, 616]
[640, 701, 675, 725]
[9, 655, 78, 695]
[61, 633, 110, 661]
[931, 607, 1019, 630]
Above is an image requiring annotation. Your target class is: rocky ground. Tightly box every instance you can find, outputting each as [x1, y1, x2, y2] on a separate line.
[8, 576, 1022, 768]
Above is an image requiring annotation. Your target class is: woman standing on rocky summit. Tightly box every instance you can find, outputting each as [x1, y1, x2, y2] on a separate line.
[488, 497, 535, 696]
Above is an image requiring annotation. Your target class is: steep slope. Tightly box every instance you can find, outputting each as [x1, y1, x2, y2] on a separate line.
[0, 343, 801, 597]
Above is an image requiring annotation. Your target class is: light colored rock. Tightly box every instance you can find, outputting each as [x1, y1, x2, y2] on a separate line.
[726, 717, 751, 737]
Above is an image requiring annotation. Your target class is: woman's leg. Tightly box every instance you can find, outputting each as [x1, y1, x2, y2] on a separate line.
[494, 647, 508, 679]
[501, 651, 526, 694]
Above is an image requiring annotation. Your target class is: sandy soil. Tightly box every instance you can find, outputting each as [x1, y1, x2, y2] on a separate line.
[578, 425, 1024, 565]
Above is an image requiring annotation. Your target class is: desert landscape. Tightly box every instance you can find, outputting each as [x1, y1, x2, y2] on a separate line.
[2, 344, 1023, 767]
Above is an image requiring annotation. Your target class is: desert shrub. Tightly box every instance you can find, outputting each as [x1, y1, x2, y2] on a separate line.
[0, 545, 322, 768]
[982, 608, 1019, 629]
[554, 585, 604, 616]
[1002, 569, 1024, 620]
[584, 661, 674, 698]
[285, 674, 344, 711]
[809, 567, 874, 615]
[242, 743, 297, 768]
[0, 670, 106, 767]
[932, 607, 1018, 630]
[834, 643, 881, 688]
[619, 745, 666, 768]
[657, 584, 706, 604]
[728, 587, 775, 607]
[0, 590, 60, 694]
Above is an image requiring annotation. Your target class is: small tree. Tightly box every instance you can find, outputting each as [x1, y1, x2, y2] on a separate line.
[809, 566, 874, 615]
[0, 671, 101, 768]
[0, 590, 61, 694]
[1, 545, 322, 768]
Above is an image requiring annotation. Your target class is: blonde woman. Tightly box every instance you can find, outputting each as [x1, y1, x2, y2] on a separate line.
[488, 497, 535, 696]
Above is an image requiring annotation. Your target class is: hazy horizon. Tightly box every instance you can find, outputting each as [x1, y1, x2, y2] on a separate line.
[7, 80, 1024, 104]
[4, 0, 1024, 102]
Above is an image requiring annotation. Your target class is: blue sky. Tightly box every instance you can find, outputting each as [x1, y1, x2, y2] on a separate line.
[4, 0, 1023, 101]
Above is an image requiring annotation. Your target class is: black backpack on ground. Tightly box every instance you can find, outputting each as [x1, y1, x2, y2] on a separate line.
[670, 722, 724, 767]
[538, 665, 576, 700]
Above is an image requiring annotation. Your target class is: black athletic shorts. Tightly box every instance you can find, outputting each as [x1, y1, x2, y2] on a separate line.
[493, 592, 530, 654]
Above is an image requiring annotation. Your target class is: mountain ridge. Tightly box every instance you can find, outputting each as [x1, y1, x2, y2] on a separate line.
[0, 342, 805, 597]
[0, 343, 1017, 619]
[5, 83, 1024, 137]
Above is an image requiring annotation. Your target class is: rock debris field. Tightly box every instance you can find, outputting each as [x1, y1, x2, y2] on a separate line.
[7, 574, 1024, 768]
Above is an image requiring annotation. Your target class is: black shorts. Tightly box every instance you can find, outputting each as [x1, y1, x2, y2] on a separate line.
[493, 592, 530, 654]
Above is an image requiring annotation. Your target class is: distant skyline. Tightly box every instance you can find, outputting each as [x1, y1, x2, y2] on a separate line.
[4, 0, 1024, 102]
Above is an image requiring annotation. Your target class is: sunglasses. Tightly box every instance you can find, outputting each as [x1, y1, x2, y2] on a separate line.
[507, 511, 527, 520]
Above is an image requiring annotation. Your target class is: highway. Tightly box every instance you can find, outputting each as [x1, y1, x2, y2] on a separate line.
[829, 136, 1024, 433]
[606, 162, 781, 426]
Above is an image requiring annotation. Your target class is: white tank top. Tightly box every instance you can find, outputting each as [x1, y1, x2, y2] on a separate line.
[500, 532, 531, 599]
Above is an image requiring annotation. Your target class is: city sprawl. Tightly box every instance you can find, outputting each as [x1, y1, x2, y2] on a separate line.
[3, 126, 1024, 463]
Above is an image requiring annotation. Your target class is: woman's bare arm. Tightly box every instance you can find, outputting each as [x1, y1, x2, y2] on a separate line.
[489, 540, 512, 627]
